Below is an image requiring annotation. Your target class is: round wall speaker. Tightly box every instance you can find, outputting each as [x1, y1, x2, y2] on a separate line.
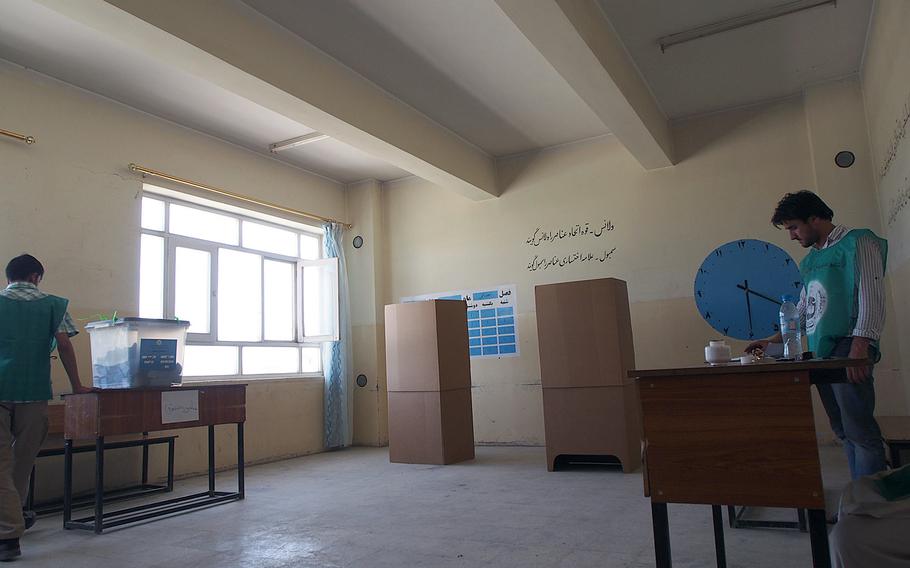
[353, 235, 364, 249]
[835, 150, 855, 168]
[356, 374, 368, 387]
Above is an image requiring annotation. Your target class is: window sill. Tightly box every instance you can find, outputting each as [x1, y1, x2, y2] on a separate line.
[181, 374, 324, 386]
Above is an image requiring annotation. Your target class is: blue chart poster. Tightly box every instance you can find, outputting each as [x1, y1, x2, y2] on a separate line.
[401, 284, 519, 359]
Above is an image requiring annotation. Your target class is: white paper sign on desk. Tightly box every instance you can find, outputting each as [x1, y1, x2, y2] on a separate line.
[161, 390, 199, 424]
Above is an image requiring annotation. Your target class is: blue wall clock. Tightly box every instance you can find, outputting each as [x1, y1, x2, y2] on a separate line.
[694, 239, 804, 340]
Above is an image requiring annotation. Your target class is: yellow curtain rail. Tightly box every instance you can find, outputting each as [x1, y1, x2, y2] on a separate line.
[128, 163, 351, 229]
[0, 128, 35, 145]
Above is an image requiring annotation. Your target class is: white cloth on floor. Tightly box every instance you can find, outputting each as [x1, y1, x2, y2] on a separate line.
[830, 466, 910, 568]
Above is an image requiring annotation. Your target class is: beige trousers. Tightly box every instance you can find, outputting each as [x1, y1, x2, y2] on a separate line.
[0, 401, 48, 540]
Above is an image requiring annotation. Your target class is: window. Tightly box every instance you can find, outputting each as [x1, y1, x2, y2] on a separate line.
[139, 187, 336, 378]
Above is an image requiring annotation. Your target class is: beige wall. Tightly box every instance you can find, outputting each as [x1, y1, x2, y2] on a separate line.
[862, 0, 910, 412]
[345, 179, 389, 446]
[381, 85, 907, 444]
[0, 60, 344, 497]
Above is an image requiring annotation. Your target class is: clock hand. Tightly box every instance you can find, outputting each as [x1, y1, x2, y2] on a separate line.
[736, 284, 782, 305]
[743, 280, 753, 335]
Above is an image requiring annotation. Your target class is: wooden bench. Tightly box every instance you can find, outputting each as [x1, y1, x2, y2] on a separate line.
[28, 404, 177, 515]
[877, 416, 910, 468]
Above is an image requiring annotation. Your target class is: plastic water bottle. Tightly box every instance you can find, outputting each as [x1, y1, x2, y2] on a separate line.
[779, 295, 802, 360]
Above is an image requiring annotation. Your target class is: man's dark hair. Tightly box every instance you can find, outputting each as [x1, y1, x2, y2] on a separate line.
[6, 254, 45, 282]
[771, 190, 834, 228]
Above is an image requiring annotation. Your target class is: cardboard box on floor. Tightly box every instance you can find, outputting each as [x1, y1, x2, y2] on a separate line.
[535, 278, 641, 472]
[385, 300, 475, 465]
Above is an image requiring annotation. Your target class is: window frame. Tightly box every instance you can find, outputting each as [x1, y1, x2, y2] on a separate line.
[140, 191, 326, 380]
[298, 257, 341, 343]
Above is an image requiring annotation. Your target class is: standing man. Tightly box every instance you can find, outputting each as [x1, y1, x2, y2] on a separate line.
[0, 254, 91, 561]
[747, 191, 888, 480]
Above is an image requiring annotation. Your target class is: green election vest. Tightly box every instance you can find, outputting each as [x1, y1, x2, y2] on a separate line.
[800, 229, 887, 359]
[0, 294, 69, 401]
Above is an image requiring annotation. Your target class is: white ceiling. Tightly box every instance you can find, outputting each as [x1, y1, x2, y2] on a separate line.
[241, 0, 610, 157]
[0, 0, 877, 184]
[0, 0, 409, 183]
[597, 0, 874, 120]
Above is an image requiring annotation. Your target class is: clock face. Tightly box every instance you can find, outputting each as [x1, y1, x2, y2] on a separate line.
[694, 239, 804, 340]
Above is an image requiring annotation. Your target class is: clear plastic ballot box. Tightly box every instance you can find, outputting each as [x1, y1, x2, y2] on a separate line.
[85, 317, 190, 389]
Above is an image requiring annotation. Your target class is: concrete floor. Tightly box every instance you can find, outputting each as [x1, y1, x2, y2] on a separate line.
[18, 444, 850, 567]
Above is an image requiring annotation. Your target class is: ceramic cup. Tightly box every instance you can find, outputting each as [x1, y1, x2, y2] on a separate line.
[739, 353, 755, 364]
[705, 340, 732, 364]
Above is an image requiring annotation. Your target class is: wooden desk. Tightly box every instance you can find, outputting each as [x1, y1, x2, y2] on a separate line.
[63, 385, 246, 533]
[629, 359, 865, 568]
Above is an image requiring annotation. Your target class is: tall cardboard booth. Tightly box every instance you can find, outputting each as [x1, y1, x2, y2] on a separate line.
[385, 300, 475, 465]
[535, 278, 641, 472]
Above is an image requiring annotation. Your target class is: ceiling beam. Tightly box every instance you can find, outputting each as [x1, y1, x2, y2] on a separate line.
[496, 0, 675, 169]
[34, 0, 499, 200]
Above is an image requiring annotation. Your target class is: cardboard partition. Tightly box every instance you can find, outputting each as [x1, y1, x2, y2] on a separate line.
[385, 300, 471, 392]
[388, 388, 475, 465]
[542, 384, 641, 473]
[535, 278, 635, 388]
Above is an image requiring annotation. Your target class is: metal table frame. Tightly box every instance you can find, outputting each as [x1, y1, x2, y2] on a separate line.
[726, 505, 807, 532]
[30, 434, 176, 515]
[63, 423, 244, 533]
[651, 503, 826, 568]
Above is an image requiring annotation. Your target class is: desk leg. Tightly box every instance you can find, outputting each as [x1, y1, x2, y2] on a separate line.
[63, 439, 73, 527]
[208, 425, 216, 497]
[712, 505, 726, 568]
[652, 502, 672, 568]
[167, 438, 175, 492]
[141, 431, 149, 486]
[237, 422, 245, 500]
[94, 436, 104, 534]
[808, 509, 830, 568]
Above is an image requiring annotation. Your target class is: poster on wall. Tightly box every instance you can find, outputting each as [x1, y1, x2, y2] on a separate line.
[401, 284, 519, 359]
[880, 90, 910, 267]
[883, 153, 910, 268]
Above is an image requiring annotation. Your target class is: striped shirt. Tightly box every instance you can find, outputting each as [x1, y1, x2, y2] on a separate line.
[797, 225, 886, 340]
[0, 282, 79, 336]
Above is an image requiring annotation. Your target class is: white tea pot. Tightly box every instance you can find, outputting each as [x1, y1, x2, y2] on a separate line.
[705, 340, 732, 365]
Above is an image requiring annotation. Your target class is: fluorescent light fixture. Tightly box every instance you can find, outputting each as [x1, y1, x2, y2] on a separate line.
[269, 132, 330, 153]
[658, 0, 836, 53]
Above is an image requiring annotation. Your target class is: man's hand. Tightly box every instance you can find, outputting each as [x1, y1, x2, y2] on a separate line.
[744, 339, 771, 355]
[847, 336, 873, 384]
[71, 384, 98, 394]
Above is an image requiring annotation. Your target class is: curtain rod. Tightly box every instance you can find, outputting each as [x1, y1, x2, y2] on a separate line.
[128, 163, 352, 229]
[1, 128, 35, 145]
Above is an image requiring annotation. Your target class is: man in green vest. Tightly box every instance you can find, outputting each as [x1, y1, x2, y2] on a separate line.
[747, 191, 888, 481]
[0, 254, 92, 561]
